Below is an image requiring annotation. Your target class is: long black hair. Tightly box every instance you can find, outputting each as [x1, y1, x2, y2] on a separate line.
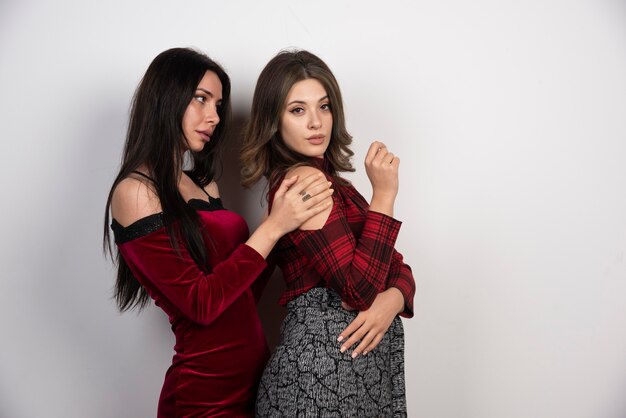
[103, 47, 231, 311]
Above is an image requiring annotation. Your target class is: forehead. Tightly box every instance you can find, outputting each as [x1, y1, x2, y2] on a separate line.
[285, 78, 327, 101]
[197, 71, 223, 98]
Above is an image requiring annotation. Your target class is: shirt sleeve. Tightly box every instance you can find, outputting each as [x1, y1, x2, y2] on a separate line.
[117, 226, 267, 326]
[386, 250, 416, 318]
[250, 255, 277, 304]
[287, 204, 402, 311]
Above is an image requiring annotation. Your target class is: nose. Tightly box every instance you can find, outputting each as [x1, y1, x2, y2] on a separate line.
[205, 105, 220, 125]
[308, 110, 321, 129]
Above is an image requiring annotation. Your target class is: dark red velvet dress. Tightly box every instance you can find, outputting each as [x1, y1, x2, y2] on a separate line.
[112, 198, 270, 417]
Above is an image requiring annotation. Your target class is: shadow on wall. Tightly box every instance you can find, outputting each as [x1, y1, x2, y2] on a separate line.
[218, 111, 286, 350]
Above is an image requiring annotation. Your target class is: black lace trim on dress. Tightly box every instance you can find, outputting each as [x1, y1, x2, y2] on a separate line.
[187, 197, 224, 212]
[111, 213, 164, 244]
[111, 198, 224, 244]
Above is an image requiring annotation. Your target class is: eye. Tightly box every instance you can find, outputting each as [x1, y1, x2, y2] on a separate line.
[320, 103, 331, 111]
[289, 107, 305, 115]
[194, 95, 206, 104]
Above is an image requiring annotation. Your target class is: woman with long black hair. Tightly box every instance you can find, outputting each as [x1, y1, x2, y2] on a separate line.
[103, 47, 332, 417]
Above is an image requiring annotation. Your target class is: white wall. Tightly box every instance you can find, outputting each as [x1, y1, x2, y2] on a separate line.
[1, 1, 625, 417]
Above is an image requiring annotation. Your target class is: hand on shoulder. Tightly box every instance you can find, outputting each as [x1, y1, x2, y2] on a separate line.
[285, 165, 333, 231]
[247, 168, 333, 257]
[111, 176, 162, 227]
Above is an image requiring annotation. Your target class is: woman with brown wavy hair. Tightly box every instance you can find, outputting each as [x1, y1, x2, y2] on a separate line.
[241, 49, 416, 417]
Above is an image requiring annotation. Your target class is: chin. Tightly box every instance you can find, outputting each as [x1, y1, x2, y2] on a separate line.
[192, 143, 207, 153]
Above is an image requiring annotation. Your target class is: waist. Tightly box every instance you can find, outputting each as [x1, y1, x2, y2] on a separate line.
[286, 287, 345, 311]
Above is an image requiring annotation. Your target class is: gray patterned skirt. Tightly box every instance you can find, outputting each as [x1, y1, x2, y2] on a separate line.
[256, 287, 406, 417]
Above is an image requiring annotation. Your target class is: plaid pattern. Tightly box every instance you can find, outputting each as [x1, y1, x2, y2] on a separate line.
[270, 160, 415, 317]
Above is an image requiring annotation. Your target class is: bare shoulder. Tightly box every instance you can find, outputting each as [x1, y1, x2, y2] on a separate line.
[286, 164, 324, 178]
[111, 177, 162, 227]
[203, 181, 220, 198]
[286, 164, 327, 182]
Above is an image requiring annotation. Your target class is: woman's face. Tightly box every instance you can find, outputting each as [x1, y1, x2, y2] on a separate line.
[182, 71, 223, 152]
[279, 78, 332, 158]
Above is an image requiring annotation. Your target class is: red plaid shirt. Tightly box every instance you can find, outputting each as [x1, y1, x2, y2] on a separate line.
[269, 158, 415, 317]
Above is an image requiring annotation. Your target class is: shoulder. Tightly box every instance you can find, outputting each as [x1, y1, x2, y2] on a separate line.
[269, 164, 324, 197]
[111, 176, 162, 227]
[286, 164, 328, 181]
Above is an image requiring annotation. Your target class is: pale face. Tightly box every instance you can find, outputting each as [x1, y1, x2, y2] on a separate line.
[279, 78, 332, 158]
[182, 71, 223, 152]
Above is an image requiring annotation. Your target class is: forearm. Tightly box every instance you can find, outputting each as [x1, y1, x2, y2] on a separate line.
[246, 219, 283, 259]
[293, 210, 402, 310]
[120, 238, 266, 325]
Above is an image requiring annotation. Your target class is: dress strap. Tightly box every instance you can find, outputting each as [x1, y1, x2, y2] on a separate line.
[197, 184, 211, 199]
[184, 170, 212, 199]
[131, 170, 156, 183]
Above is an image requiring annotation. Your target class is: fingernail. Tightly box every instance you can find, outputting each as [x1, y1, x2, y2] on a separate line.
[351, 352, 359, 359]
[363, 351, 368, 356]
[340, 346, 346, 353]
[337, 336, 344, 342]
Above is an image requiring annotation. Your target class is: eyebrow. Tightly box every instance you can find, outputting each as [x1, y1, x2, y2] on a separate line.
[286, 95, 329, 106]
[196, 88, 222, 101]
[196, 88, 213, 96]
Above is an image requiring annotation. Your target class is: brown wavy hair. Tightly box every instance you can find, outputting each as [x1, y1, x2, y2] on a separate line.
[240, 49, 354, 191]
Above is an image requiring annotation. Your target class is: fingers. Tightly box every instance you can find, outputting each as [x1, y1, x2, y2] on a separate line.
[291, 173, 326, 196]
[337, 312, 377, 358]
[285, 172, 333, 211]
[340, 327, 368, 357]
[300, 179, 332, 201]
[304, 189, 334, 214]
[373, 147, 393, 165]
[274, 175, 299, 199]
[337, 314, 363, 345]
[340, 326, 383, 359]
[355, 332, 384, 356]
[365, 141, 386, 164]
[337, 307, 393, 358]
[300, 187, 333, 210]
[337, 313, 366, 352]
[366, 141, 400, 167]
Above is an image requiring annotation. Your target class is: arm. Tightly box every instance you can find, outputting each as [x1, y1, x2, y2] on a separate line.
[118, 230, 267, 326]
[250, 255, 276, 303]
[287, 144, 402, 311]
[386, 250, 415, 318]
[338, 287, 405, 358]
[289, 206, 401, 311]
[112, 174, 332, 325]
[336, 250, 415, 357]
